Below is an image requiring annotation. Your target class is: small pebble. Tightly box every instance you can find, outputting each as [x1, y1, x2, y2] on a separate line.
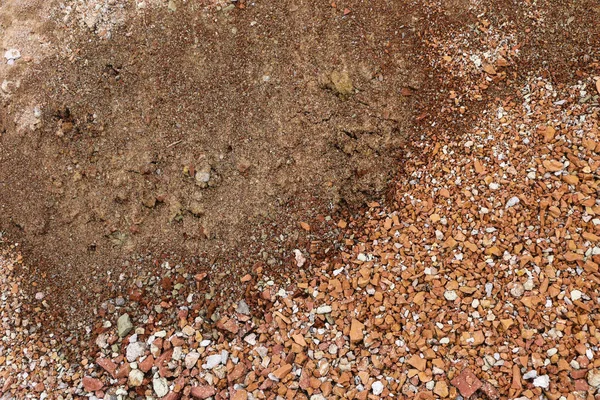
[444, 290, 458, 301]
[372, 381, 384, 395]
[510, 283, 524, 298]
[505, 196, 520, 208]
[316, 305, 332, 314]
[533, 375, 550, 389]
[523, 370, 537, 380]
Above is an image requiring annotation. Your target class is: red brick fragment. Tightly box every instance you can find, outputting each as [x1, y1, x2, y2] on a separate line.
[82, 377, 104, 392]
[451, 369, 482, 398]
[190, 385, 217, 399]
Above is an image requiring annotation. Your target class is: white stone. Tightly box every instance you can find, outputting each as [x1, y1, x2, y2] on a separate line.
[338, 358, 351, 372]
[200, 339, 211, 347]
[432, 366, 444, 375]
[510, 283, 524, 298]
[195, 170, 210, 183]
[523, 280, 534, 291]
[185, 351, 200, 369]
[203, 354, 222, 370]
[533, 375, 549, 389]
[372, 381, 384, 395]
[126, 342, 147, 362]
[256, 346, 268, 358]
[570, 289, 582, 301]
[128, 369, 144, 387]
[153, 377, 169, 397]
[588, 369, 600, 387]
[221, 350, 229, 364]
[236, 300, 250, 315]
[470, 54, 482, 68]
[294, 249, 306, 267]
[485, 283, 493, 297]
[505, 196, 520, 208]
[316, 305, 332, 314]
[523, 370, 537, 380]
[244, 333, 257, 346]
[4, 49, 21, 62]
[172, 346, 183, 361]
[444, 290, 458, 301]
[96, 333, 109, 349]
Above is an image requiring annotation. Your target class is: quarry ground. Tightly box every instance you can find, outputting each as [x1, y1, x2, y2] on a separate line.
[0, 0, 599, 399]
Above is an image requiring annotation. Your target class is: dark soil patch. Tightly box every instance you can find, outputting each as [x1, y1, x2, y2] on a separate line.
[1, 0, 428, 325]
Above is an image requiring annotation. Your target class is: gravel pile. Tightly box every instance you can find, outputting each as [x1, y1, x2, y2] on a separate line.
[1, 1, 599, 399]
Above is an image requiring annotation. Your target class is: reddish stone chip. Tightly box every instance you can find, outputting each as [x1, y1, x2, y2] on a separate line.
[191, 385, 217, 399]
[451, 369, 482, 398]
[82, 376, 104, 392]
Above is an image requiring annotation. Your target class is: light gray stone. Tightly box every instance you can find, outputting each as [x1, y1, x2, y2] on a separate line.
[117, 314, 133, 338]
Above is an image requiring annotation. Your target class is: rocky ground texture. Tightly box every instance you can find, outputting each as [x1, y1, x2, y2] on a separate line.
[1, 0, 600, 399]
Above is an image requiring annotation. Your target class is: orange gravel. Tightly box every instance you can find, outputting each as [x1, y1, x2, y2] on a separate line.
[1, 0, 600, 399]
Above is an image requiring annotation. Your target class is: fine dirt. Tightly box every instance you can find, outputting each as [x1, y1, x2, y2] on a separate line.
[1, 0, 433, 324]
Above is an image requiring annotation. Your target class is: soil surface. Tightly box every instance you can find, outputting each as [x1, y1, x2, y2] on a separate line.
[1, 0, 600, 399]
[1, 0, 431, 323]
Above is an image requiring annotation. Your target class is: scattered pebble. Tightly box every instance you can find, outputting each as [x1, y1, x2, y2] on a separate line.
[444, 290, 458, 301]
[371, 381, 384, 395]
[152, 377, 169, 397]
[4, 48, 21, 64]
[128, 369, 144, 387]
[533, 375, 550, 389]
[117, 313, 133, 337]
[202, 354, 222, 370]
[510, 283, 524, 298]
[316, 305, 332, 314]
[505, 196, 520, 208]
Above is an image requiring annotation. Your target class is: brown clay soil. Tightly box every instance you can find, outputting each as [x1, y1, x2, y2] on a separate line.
[1, 0, 433, 323]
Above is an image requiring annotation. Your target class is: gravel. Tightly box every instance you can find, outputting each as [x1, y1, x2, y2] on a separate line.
[117, 313, 133, 338]
[126, 341, 147, 362]
[443, 290, 458, 301]
[0, 2, 598, 399]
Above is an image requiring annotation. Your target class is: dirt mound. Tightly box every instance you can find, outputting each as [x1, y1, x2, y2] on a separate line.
[1, 0, 429, 322]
